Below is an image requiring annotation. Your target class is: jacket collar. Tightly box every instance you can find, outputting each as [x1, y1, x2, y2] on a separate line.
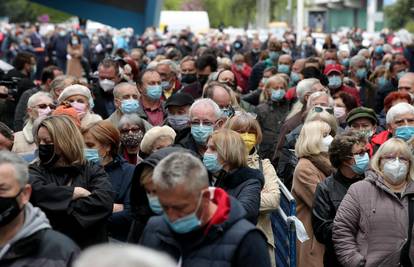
[365, 169, 414, 197]
[22, 121, 34, 144]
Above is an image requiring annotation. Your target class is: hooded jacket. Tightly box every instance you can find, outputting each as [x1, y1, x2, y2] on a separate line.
[127, 146, 195, 243]
[333, 169, 414, 267]
[140, 188, 271, 267]
[0, 203, 80, 267]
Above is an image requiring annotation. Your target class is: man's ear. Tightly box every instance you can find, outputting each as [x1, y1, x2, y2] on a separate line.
[20, 184, 32, 206]
[215, 118, 225, 129]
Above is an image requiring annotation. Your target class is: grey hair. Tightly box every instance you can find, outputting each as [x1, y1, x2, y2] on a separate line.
[350, 55, 366, 68]
[157, 59, 179, 76]
[306, 91, 334, 109]
[189, 98, 222, 120]
[152, 152, 209, 193]
[296, 78, 320, 103]
[27, 91, 53, 108]
[118, 114, 145, 130]
[49, 75, 78, 97]
[73, 244, 176, 267]
[386, 102, 414, 124]
[232, 53, 244, 62]
[0, 150, 28, 187]
[357, 48, 369, 57]
[113, 82, 138, 99]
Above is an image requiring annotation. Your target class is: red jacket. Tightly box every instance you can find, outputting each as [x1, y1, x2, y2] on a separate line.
[370, 130, 391, 154]
[232, 64, 252, 93]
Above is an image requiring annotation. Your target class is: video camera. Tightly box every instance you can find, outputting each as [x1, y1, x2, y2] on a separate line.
[0, 77, 21, 100]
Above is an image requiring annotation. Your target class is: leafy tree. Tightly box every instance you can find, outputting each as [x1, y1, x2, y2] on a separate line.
[384, 0, 414, 30]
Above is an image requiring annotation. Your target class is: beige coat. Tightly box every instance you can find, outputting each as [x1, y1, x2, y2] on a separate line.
[292, 155, 332, 267]
[12, 121, 36, 155]
[66, 44, 83, 78]
[248, 152, 280, 267]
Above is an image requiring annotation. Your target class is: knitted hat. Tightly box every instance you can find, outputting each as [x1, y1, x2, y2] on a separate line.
[52, 105, 81, 128]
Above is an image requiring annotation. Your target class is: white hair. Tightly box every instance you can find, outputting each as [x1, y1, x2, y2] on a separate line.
[350, 55, 366, 68]
[27, 91, 53, 108]
[157, 59, 179, 76]
[306, 91, 334, 109]
[73, 244, 177, 267]
[113, 82, 138, 99]
[152, 152, 209, 193]
[0, 150, 28, 187]
[296, 78, 320, 103]
[189, 98, 221, 120]
[118, 114, 145, 130]
[386, 102, 414, 124]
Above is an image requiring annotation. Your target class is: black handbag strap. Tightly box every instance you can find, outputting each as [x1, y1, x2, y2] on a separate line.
[401, 196, 414, 267]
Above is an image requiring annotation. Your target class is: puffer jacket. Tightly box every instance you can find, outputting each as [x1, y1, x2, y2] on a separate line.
[333, 169, 414, 267]
[215, 167, 264, 225]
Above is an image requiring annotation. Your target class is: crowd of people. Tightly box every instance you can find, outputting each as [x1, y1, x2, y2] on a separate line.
[0, 21, 414, 267]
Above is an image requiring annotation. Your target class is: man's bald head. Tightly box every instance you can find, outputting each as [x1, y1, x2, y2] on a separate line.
[398, 72, 414, 95]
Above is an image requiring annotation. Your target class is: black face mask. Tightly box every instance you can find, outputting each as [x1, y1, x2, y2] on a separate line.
[0, 190, 23, 227]
[181, 73, 197, 84]
[197, 74, 209, 87]
[38, 144, 60, 167]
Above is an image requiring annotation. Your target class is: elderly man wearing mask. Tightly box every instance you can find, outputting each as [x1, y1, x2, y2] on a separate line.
[57, 84, 102, 128]
[139, 152, 271, 267]
[12, 92, 55, 156]
[165, 92, 194, 142]
[155, 60, 180, 100]
[372, 102, 414, 152]
[176, 98, 224, 159]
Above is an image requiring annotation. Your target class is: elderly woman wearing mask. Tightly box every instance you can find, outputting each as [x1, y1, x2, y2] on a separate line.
[139, 126, 176, 156]
[118, 114, 148, 165]
[334, 138, 414, 267]
[57, 84, 102, 128]
[12, 92, 55, 155]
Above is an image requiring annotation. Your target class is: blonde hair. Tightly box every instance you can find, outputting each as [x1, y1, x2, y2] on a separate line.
[370, 138, 414, 181]
[264, 75, 288, 101]
[209, 129, 247, 169]
[36, 115, 86, 165]
[224, 112, 263, 144]
[295, 121, 331, 158]
[305, 109, 338, 136]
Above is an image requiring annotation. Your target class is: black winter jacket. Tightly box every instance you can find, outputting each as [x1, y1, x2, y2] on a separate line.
[0, 229, 79, 267]
[215, 167, 264, 225]
[29, 161, 114, 248]
[140, 196, 271, 267]
[312, 170, 363, 267]
[127, 147, 194, 243]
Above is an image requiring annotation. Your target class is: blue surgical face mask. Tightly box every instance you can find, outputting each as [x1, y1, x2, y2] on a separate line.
[366, 59, 371, 68]
[397, 71, 407, 81]
[269, 51, 279, 61]
[168, 114, 190, 131]
[191, 124, 214, 144]
[277, 64, 290, 74]
[146, 85, 162, 100]
[84, 148, 100, 164]
[221, 107, 235, 118]
[203, 153, 223, 173]
[378, 76, 388, 88]
[121, 99, 139, 114]
[328, 75, 342, 89]
[161, 80, 171, 91]
[356, 68, 367, 80]
[341, 58, 350, 68]
[290, 72, 301, 84]
[163, 194, 202, 234]
[146, 51, 157, 59]
[395, 125, 414, 141]
[271, 89, 285, 102]
[146, 193, 163, 214]
[351, 152, 369, 175]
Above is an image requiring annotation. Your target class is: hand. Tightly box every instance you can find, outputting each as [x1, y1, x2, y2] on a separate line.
[0, 86, 8, 95]
[113, 203, 124, 213]
[73, 187, 91, 200]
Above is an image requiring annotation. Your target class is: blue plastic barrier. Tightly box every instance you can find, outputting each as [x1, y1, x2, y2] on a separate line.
[271, 180, 297, 267]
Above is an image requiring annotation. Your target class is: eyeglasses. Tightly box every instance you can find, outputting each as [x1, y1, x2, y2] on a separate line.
[381, 156, 410, 165]
[312, 106, 334, 115]
[35, 104, 56, 109]
[190, 120, 216, 127]
[120, 127, 143, 134]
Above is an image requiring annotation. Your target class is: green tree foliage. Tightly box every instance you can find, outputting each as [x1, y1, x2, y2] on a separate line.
[0, 0, 71, 23]
[384, 0, 414, 30]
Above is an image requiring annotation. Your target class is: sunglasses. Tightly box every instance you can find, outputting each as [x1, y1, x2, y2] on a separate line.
[313, 106, 334, 115]
[36, 104, 56, 110]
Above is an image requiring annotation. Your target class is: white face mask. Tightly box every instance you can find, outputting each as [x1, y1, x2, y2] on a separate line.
[383, 158, 408, 184]
[320, 135, 334, 152]
[99, 79, 115, 92]
[37, 106, 51, 118]
[334, 106, 346, 119]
